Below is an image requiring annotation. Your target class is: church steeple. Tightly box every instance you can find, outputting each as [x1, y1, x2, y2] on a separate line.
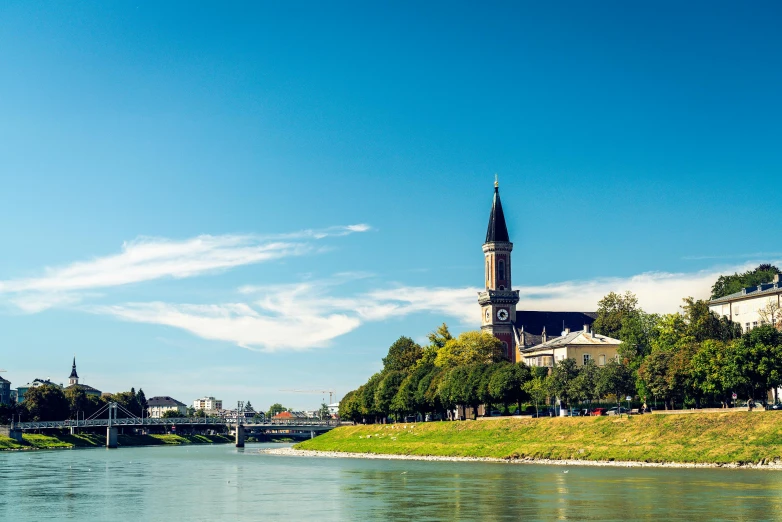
[69, 357, 79, 385]
[485, 179, 510, 243]
[478, 178, 520, 362]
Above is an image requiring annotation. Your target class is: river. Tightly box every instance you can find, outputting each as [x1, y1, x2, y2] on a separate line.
[1, 443, 781, 521]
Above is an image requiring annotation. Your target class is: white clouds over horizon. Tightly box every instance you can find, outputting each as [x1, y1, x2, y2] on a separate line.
[0, 225, 370, 312]
[87, 262, 773, 352]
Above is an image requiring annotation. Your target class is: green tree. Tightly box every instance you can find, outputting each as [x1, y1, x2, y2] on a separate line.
[377, 371, 409, 419]
[382, 336, 423, 373]
[244, 400, 253, 412]
[549, 358, 579, 410]
[23, 385, 70, 421]
[596, 359, 635, 408]
[267, 403, 286, 418]
[318, 402, 331, 419]
[488, 362, 531, 412]
[427, 323, 453, 349]
[593, 291, 640, 338]
[571, 360, 600, 405]
[162, 409, 181, 418]
[434, 331, 505, 368]
[711, 264, 781, 300]
[639, 350, 674, 409]
[733, 325, 782, 401]
[64, 386, 91, 419]
[359, 373, 383, 422]
[524, 366, 551, 415]
[136, 389, 149, 418]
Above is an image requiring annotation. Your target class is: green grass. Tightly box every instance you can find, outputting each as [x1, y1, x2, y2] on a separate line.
[296, 412, 782, 465]
[0, 432, 232, 451]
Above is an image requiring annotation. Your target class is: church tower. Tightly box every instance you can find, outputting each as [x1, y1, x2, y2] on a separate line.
[478, 179, 520, 361]
[69, 357, 79, 386]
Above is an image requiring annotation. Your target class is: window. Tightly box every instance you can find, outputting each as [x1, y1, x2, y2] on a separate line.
[486, 261, 490, 282]
[746, 322, 751, 331]
[583, 354, 591, 365]
[753, 321, 758, 329]
[498, 260, 505, 281]
[598, 354, 606, 366]
[735, 305, 740, 315]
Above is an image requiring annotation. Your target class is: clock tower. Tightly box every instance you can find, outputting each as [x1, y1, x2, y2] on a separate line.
[478, 179, 520, 361]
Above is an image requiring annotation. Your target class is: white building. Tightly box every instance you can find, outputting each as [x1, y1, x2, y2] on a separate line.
[521, 326, 622, 368]
[709, 274, 782, 332]
[192, 396, 222, 413]
[148, 396, 187, 418]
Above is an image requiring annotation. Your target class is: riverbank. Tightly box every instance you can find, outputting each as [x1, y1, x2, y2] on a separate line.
[0, 432, 232, 451]
[292, 412, 782, 467]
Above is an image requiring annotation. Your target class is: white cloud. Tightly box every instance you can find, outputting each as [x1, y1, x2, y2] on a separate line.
[0, 225, 370, 312]
[88, 262, 773, 351]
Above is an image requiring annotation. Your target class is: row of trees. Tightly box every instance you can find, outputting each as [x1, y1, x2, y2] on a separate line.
[1, 386, 150, 423]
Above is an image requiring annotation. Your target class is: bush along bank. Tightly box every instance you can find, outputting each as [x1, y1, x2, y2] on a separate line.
[295, 412, 782, 466]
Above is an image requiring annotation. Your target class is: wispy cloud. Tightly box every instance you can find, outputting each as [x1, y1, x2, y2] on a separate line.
[88, 262, 772, 351]
[0, 225, 370, 312]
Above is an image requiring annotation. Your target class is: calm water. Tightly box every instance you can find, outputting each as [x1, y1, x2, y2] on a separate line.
[2, 443, 782, 521]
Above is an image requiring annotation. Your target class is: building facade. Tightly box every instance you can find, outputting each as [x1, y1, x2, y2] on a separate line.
[193, 397, 222, 413]
[148, 396, 187, 418]
[708, 274, 782, 332]
[521, 326, 622, 368]
[16, 379, 61, 402]
[478, 181, 597, 362]
[0, 376, 10, 405]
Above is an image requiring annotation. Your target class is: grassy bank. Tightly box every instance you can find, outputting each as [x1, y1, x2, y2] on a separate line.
[0, 432, 232, 451]
[296, 412, 782, 465]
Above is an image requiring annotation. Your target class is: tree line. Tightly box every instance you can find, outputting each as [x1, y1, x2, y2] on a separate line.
[339, 266, 782, 422]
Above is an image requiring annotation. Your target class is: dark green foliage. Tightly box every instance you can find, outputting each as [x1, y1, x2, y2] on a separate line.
[382, 336, 423, 373]
[711, 264, 781, 300]
[266, 403, 287, 418]
[22, 385, 70, 421]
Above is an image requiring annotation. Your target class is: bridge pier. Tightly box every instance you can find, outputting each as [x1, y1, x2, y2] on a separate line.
[310, 431, 315, 439]
[0, 426, 23, 443]
[235, 425, 245, 448]
[106, 427, 118, 449]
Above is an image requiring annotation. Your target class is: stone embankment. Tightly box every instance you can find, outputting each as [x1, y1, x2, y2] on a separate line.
[261, 446, 782, 470]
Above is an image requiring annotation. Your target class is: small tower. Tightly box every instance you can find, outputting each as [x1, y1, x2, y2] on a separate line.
[478, 178, 520, 361]
[69, 357, 79, 386]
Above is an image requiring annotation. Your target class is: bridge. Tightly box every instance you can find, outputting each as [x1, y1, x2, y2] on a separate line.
[9, 402, 341, 448]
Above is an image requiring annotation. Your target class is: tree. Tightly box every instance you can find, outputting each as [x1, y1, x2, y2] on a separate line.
[711, 264, 781, 300]
[488, 362, 530, 412]
[162, 409, 181, 418]
[382, 336, 423, 373]
[23, 385, 70, 421]
[318, 402, 331, 420]
[267, 403, 286, 418]
[593, 291, 640, 338]
[391, 372, 420, 418]
[596, 359, 635, 408]
[638, 350, 674, 409]
[136, 389, 149, 418]
[681, 297, 741, 342]
[434, 331, 505, 368]
[733, 325, 782, 401]
[427, 323, 453, 349]
[359, 373, 383, 422]
[245, 400, 254, 412]
[571, 360, 600, 405]
[524, 367, 551, 415]
[64, 386, 91, 419]
[758, 300, 782, 330]
[549, 358, 579, 410]
[338, 390, 361, 423]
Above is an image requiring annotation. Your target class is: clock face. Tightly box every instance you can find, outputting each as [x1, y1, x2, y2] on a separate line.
[497, 309, 509, 321]
[484, 309, 490, 322]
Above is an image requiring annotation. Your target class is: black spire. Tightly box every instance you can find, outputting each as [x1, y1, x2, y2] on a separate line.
[69, 357, 78, 379]
[485, 180, 510, 243]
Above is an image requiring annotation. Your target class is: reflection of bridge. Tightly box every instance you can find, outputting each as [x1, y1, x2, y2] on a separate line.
[10, 402, 340, 449]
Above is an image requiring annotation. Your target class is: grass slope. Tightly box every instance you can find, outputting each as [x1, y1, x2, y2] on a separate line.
[297, 412, 782, 465]
[0, 433, 232, 451]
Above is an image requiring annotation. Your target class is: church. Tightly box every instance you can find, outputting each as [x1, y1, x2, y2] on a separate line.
[479, 180, 597, 363]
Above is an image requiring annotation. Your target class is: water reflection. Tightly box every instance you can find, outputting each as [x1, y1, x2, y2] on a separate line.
[2, 445, 782, 521]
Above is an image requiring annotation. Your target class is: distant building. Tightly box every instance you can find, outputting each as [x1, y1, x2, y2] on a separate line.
[328, 402, 339, 416]
[193, 397, 222, 413]
[272, 411, 309, 420]
[148, 396, 187, 418]
[63, 358, 102, 397]
[16, 379, 61, 402]
[709, 274, 782, 333]
[0, 376, 10, 405]
[10, 389, 18, 404]
[521, 326, 622, 368]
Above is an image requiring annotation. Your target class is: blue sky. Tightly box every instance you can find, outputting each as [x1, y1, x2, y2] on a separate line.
[1, 2, 780, 409]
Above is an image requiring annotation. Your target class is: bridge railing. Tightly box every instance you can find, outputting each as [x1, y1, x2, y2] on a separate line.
[16, 418, 342, 430]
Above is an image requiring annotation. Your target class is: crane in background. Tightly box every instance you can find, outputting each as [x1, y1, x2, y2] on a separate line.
[280, 389, 337, 404]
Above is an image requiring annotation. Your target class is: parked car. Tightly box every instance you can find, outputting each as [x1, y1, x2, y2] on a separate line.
[769, 403, 782, 411]
[606, 407, 629, 416]
[489, 410, 502, 417]
[532, 408, 555, 418]
[591, 408, 607, 416]
[404, 415, 417, 423]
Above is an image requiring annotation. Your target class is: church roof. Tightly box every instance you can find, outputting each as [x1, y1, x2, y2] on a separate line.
[69, 357, 78, 379]
[485, 184, 510, 243]
[520, 329, 621, 354]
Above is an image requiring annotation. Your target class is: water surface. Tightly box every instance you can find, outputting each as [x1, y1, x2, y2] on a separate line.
[1, 443, 781, 521]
